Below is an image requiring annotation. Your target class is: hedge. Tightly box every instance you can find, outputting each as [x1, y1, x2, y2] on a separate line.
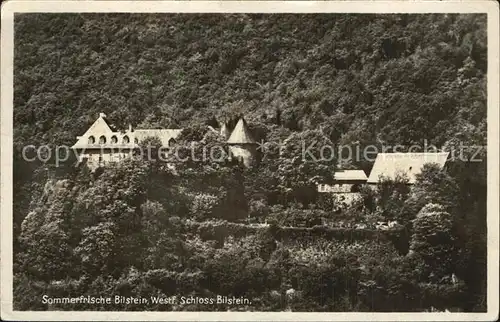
[184, 220, 405, 244]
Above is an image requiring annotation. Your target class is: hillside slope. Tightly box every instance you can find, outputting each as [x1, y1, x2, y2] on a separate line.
[14, 13, 486, 148]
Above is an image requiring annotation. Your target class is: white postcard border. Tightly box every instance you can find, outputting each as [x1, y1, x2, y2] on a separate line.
[1, 1, 499, 321]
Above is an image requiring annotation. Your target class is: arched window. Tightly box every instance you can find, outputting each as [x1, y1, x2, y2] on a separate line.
[123, 136, 130, 144]
[134, 138, 139, 144]
[88, 136, 95, 144]
[99, 135, 106, 144]
[111, 135, 118, 144]
[168, 138, 176, 147]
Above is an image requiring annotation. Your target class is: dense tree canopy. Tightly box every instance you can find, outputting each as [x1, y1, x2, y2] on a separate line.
[14, 13, 486, 148]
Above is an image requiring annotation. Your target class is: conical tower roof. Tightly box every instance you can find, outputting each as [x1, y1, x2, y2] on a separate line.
[227, 118, 256, 144]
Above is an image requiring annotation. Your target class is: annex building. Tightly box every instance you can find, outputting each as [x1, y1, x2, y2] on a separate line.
[317, 152, 450, 208]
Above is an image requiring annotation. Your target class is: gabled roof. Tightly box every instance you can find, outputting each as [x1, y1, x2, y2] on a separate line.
[82, 113, 113, 136]
[72, 113, 113, 148]
[334, 170, 368, 181]
[227, 118, 256, 144]
[367, 152, 449, 184]
[72, 113, 183, 149]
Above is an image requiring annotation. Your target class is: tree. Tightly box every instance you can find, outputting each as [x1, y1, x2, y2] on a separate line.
[74, 222, 116, 276]
[190, 193, 220, 220]
[260, 129, 336, 205]
[410, 203, 458, 280]
[136, 136, 164, 162]
[139, 200, 186, 270]
[17, 179, 76, 281]
[401, 163, 460, 221]
[170, 126, 230, 171]
[374, 173, 411, 220]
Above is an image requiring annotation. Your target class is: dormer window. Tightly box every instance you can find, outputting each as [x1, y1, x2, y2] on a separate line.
[99, 136, 106, 144]
[88, 136, 95, 144]
[111, 135, 118, 144]
[123, 136, 130, 144]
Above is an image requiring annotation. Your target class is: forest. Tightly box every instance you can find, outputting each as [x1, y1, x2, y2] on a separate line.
[12, 13, 487, 312]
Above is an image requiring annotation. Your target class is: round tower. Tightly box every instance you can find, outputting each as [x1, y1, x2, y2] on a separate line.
[227, 118, 257, 167]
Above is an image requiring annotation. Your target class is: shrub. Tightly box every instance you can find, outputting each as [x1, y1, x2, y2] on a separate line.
[248, 199, 270, 220]
[410, 203, 458, 279]
[269, 206, 326, 228]
[190, 193, 220, 220]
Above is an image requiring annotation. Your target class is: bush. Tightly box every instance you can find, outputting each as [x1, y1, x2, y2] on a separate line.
[268, 206, 326, 228]
[248, 199, 270, 220]
[410, 203, 458, 279]
[190, 193, 220, 220]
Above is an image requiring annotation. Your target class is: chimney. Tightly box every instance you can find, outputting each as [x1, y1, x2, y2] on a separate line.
[99, 112, 107, 118]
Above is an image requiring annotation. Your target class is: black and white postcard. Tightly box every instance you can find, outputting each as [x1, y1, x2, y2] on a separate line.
[1, 1, 499, 321]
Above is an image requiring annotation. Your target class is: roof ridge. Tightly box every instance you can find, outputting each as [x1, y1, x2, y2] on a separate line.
[367, 152, 449, 184]
[227, 118, 256, 144]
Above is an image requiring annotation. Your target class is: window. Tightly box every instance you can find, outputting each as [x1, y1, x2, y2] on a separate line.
[99, 136, 106, 144]
[123, 136, 130, 144]
[168, 138, 176, 147]
[134, 138, 139, 144]
[111, 135, 118, 144]
[88, 136, 95, 144]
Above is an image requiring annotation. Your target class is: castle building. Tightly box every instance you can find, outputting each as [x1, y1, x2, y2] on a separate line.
[226, 118, 257, 167]
[72, 113, 258, 169]
[71, 113, 182, 169]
